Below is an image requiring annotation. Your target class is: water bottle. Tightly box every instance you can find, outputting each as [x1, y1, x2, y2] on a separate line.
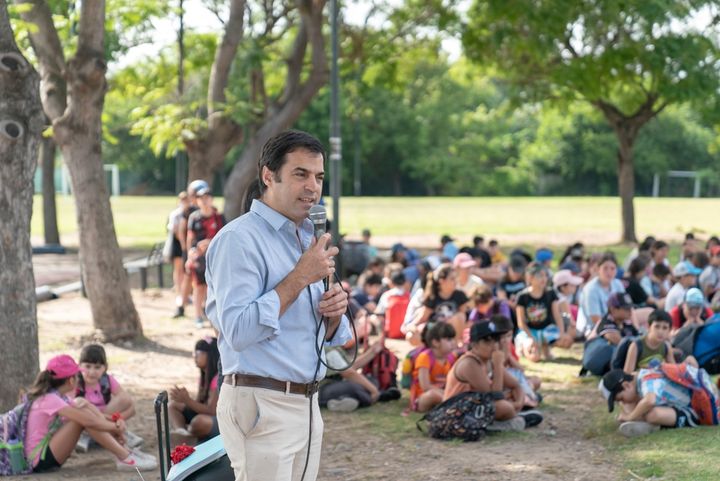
[7, 439, 27, 474]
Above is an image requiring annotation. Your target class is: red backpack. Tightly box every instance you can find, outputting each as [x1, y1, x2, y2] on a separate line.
[383, 291, 410, 339]
[361, 347, 399, 391]
[642, 363, 720, 425]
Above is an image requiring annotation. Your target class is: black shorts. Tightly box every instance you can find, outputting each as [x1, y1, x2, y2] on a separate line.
[33, 446, 61, 473]
[181, 407, 220, 441]
[171, 237, 183, 258]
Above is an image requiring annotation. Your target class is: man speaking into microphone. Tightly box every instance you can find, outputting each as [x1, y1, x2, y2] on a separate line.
[205, 130, 351, 481]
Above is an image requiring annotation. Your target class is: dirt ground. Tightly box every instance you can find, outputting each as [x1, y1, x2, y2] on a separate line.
[14, 284, 625, 481]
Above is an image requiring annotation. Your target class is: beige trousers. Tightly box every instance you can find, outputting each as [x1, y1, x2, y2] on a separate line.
[216, 383, 323, 481]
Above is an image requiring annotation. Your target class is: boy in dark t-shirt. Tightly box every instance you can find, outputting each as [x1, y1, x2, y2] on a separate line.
[186, 187, 226, 328]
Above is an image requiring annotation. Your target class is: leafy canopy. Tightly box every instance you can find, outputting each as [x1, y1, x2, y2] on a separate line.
[462, 0, 720, 116]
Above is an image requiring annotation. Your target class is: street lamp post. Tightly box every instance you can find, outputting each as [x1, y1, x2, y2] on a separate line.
[329, 0, 341, 252]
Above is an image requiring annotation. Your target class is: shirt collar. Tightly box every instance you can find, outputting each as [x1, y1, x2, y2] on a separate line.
[250, 199, 313, 235]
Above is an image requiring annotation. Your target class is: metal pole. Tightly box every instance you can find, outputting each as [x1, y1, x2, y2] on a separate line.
[175, 0, 186, 192]
[329, 0, 341, 248]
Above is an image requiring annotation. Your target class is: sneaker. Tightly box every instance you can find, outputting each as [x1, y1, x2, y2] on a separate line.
[327, 398, 359, 412]
[378, 387, 402, 402]
[116, 451, 158, 472]
[125, 430, 144, 448]
[518, 409, 544, 428]
[619, 421, 660, 438]
[172, 306, 185, 318]
[194, 318, 204, 329]
[75, 432, 92, 453]
[486, 416, 526, 432]
[131, 448, 156, 462]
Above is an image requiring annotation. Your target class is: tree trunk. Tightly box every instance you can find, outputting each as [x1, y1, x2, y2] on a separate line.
[40, 134, 60, 245]
[617, 133, 637, 243]
[50, 1, 141, 340]
[223, 135, 263, 219]
[0, 0, 43, 410]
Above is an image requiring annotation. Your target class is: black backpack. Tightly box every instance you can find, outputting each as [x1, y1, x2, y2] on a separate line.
[611, 336, 643, 371]
[417, 391, 495, 442]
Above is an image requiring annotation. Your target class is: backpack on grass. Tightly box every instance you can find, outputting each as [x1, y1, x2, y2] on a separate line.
[0, 401, 33, 475]
[416, 391, 495, 441]
[361, 347, 399, 391]
[673, 321, 720, 375]
[642, 363, 720, 425]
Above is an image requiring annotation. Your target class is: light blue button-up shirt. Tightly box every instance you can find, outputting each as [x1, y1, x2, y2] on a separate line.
[205, 199, 351, 383]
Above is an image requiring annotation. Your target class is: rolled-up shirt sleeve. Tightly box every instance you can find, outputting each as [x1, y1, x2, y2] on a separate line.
[206, 230, 281, 352]
[325, 314, 352, 347]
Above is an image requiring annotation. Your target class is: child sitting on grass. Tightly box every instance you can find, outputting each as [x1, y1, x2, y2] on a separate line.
[623, 309, 675, 373]
[411, 322, 457, 412]
[515, 262, 572, 362]
[444, 320, 543, 431]
[22, 355, 156, 473]
[493, 315, 542, 408]
[74, 344, 143, 452]
[168, 337, 220, 442]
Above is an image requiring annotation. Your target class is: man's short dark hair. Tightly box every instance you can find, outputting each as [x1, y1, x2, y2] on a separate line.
[652, 262, 671, 278]
[257, 130, 325, 195]
[364, 273, 383, 286]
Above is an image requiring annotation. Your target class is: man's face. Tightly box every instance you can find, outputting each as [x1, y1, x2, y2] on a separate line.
[262, 149, 324, 225]
[197, 194, 213, 210]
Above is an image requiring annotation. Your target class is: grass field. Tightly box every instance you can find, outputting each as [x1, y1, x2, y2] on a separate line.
[32, 195, 719, 249]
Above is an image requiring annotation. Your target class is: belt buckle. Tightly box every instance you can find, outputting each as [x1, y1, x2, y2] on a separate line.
[305, 382, 318, 398]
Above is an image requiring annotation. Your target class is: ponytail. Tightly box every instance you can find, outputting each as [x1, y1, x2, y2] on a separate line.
[26, 370, 68, 401]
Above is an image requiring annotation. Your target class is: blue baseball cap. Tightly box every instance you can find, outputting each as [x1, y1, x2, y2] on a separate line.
[535, 248, 553, 263]
[685, 288, 705, 307]
[673, 261, 701, 277]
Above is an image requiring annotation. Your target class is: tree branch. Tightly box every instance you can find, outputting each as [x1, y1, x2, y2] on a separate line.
[208, 0, 245, 114]
[18, 0, 67, 120]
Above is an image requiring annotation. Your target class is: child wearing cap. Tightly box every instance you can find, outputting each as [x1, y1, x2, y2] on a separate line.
[453, 253, 483, 297]
[22, 355, 157, 473]
[444, 320, 542, 431]
[553, 269, 584, 341]
[515, 262, 571, 362]
[581, 293, 638, 376]
[669, 287, 713, 334]
[600, 363, 715, 437]
[665, 261, 702, 311]
[623, 309, 675, 373]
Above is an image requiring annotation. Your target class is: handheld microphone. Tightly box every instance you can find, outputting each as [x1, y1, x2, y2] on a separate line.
[308, 205, 329, 290]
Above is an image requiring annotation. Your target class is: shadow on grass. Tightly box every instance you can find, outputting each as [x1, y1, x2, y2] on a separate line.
[117, 336, 193, 358]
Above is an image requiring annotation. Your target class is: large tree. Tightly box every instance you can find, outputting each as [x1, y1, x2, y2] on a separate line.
[20, 0, 142, 340]
[130, 0, 329, 219]
[0, 0, 42, 409]
[463, 0, 720, 242]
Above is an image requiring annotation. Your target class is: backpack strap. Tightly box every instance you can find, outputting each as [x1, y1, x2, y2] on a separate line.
[100, 374, 113, 405]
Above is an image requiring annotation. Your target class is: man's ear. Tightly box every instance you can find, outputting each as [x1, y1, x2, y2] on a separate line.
[261, 166, 272, 188]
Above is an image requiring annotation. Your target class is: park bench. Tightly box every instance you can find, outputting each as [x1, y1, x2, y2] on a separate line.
[123, 241, 166, 290]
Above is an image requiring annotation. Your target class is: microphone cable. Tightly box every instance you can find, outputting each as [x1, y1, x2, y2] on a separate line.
[299, 272, 359, 481]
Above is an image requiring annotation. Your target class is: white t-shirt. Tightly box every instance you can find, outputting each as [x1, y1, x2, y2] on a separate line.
[457, 275, 483, 297]
[664, 283, 687, 312]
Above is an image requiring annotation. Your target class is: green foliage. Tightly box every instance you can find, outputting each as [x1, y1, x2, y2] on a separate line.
[463, 0, 720, 114]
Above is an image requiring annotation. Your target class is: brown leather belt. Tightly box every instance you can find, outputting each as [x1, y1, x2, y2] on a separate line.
[224, 373, 319, 397]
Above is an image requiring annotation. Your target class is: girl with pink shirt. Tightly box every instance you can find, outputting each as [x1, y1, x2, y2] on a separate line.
[22, 355, 157, 473]
[75, 344, 143, 450]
